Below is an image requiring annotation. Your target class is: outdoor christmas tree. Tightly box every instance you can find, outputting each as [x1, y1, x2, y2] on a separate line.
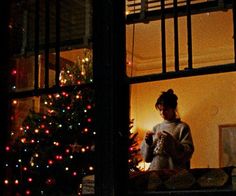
[9, 49, 95, 195]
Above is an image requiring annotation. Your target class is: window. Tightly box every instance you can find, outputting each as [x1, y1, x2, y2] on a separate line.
[126, 0, 236, 195]
[4, 0, 95, 195]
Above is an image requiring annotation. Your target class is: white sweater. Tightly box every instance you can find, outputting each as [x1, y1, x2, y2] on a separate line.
[140, 119, 194, 170]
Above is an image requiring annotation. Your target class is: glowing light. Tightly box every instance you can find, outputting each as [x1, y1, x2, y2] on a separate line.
[47, 160, 53, 165]
[5, 146, 10, 151]
[11, 69, 17, 75]
[48, 109, 55, 114]
[55, 155, 63, 160]
[87, 105, 92, 109]
[46, 178, 53, 184]
[62, 92, 67, 96]
[4, 179, 9, 185]
[53, 142, 60, 146]
[12, 100, 18, 105]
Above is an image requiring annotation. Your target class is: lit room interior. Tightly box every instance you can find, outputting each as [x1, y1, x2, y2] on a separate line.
[126, 8, 236, 169]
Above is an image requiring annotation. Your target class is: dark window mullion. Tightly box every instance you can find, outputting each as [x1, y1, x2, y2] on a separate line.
[186, 0, 193, 69]
[232, 0, 236, 64]
[34, 0, 39, 90]
[55, 0, 61, 87]
[173, 0, 179, 71]
[44, 0, 50, 88]
[161, 0, 166, 73]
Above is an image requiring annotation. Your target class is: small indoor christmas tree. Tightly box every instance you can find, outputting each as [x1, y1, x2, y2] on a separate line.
[128, 119, 141, 173]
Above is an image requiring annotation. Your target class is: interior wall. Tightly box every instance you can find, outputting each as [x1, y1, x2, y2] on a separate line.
[130, 71, 236, 169]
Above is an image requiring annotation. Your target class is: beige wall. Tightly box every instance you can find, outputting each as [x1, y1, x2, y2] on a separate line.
[130, 71, 236, 169]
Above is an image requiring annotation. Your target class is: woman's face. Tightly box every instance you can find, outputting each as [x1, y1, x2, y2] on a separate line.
[157, 104, 176, 121]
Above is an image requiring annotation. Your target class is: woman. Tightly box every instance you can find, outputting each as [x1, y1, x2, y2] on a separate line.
[141, 89, 194, 170]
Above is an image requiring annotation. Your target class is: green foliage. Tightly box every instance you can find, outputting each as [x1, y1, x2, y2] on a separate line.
[128, 120, 141, 172]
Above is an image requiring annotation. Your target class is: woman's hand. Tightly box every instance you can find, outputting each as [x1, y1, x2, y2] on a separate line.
[145, 131, 154, 146]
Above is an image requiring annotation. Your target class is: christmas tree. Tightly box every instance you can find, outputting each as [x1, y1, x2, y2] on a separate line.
[128, 119, 141, 173]
[8, 49, 95, 195]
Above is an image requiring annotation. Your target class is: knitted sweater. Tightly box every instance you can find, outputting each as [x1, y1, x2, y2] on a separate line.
[140, 119, 194, 170]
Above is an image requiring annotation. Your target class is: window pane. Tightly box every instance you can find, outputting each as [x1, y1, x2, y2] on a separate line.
[192, 10, 234, 68]
[10, 49, 93, 92]
[126, 7, 234, 78]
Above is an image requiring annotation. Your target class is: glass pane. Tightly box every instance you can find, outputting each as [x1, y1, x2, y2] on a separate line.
[126, 20, 162, 77]
[10, 49, 93, 92]
[192, 10, 234, 68]
[10, 55, 35, 92]
[126, 9, 234, 77]
[9, 0, 92, 55]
